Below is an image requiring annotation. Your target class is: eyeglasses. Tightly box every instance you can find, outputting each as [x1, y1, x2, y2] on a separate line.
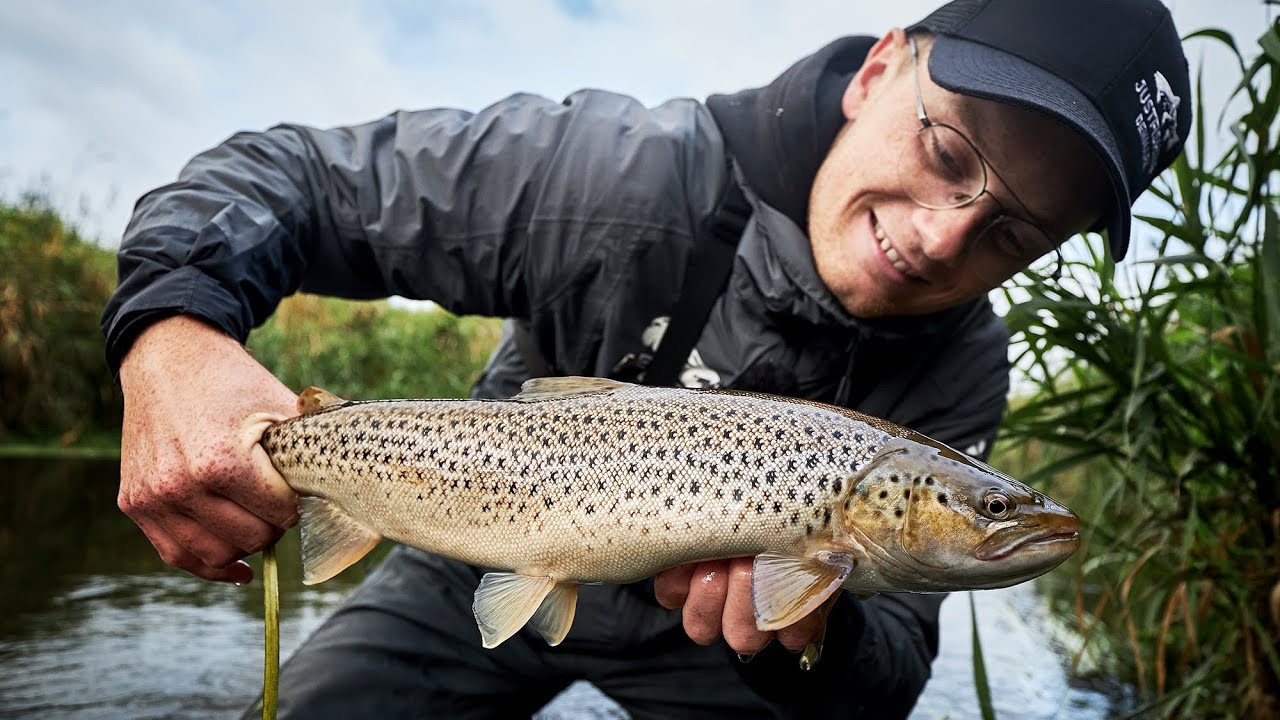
[901, 36, 1062, 285]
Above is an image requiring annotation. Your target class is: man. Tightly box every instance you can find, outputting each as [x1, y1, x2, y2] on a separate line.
[102, 0, 1190, 716]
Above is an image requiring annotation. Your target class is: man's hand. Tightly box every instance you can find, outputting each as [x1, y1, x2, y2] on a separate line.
[117, 315, 301, 583]
[654, 557, 824, 656]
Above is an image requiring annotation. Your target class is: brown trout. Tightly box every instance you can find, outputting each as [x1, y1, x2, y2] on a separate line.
[261, 376, 1079, 650]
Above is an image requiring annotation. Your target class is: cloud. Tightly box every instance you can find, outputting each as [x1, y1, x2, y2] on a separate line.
[0, 0, 1267, 245]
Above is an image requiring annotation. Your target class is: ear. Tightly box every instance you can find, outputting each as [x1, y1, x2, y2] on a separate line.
[842, 28, 910, 120]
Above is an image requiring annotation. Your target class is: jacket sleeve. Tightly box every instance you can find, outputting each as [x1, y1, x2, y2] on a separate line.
[100, 91, 711, 372]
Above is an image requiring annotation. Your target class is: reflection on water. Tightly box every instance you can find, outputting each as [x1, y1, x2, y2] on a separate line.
[0, 458, 1122, 719]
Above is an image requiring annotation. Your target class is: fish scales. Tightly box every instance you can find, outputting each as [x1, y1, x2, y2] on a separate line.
[261, 376, 1080, 650]
[264, 384, 889, 583]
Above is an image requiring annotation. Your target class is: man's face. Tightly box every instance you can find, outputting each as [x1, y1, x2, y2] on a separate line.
[808, 30, 1108, 318]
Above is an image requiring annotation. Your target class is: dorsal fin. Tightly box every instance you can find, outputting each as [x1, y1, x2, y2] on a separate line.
[512, 376, 628, 402]
[298, 386, 348, 415]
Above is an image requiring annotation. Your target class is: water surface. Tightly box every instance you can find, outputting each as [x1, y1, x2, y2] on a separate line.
[0, 458, 1121, 718]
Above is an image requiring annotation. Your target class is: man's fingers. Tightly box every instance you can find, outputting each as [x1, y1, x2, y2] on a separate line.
[721, 557, 774, 655]
[681, 560, 730, 645]
[166, 511, 253, 568]
[774, 606, 825, 653]
[238, 415, 302, 527]
[192, 494, 287, 555]
[655, 563, 697, 609]
[136, 521, 255, 584]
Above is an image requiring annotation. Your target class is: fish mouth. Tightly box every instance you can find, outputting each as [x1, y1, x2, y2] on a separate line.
[975, 525, 1081, 562]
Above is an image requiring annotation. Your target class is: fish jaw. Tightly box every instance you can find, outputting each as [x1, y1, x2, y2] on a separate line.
[844, 440, 1082, 592]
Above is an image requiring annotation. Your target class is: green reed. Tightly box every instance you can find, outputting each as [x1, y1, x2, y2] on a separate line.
[995, 20, 1280, 719]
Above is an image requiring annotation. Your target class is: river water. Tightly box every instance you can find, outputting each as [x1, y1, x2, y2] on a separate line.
[0, 458, 1124, 718]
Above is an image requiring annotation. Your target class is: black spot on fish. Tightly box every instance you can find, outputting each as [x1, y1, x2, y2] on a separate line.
[832, 479, 842, 494]
[938, 493, 948, 505]
[664, 497, 674, 509]
[586, 504, 595, 514]
[879, 490, 888, 499]
[803, 492, 814, 507]
[773, 501, 782, 513]
[890, 474, 899, 483]
[904, 489, 911, 499]
[766, 471, 778, 485]
[818, 477, 828, 490]
[925, 476, 935, 486]
[822, 508, 831, 527]
[625, 489, 635, 500]
[806, 456, 819, 469]
[895, 508, 904, 518]
[732, 489, 743, 501]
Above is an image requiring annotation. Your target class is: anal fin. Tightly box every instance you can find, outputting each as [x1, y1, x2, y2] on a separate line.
[751, 550, 854, 632]
[298, 496, 382, 585]
[472, 572, 558, 649]
[528, 583, 579, 646]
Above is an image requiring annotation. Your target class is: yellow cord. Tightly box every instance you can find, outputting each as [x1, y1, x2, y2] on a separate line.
[263, 544, 279, 720]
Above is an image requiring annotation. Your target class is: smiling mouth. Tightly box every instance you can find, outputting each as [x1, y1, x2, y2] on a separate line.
[872, 215, 922, 281]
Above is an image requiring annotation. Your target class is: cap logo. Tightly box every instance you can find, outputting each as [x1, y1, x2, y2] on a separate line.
[1132, 70, 1182, 177]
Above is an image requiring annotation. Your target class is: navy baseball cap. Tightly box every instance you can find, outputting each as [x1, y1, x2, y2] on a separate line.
[909, 0, 1192, 261]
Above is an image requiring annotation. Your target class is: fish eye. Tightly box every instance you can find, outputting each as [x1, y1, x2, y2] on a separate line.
[981, 491, 1014, 519]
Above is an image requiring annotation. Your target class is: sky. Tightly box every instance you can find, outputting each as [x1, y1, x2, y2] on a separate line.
[0, 0, 1272, 247]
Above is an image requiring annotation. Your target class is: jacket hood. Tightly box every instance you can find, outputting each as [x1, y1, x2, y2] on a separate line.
[706, 36, 873, 233]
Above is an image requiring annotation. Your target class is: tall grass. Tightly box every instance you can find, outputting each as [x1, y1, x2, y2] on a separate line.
[996, 20, 1280, 719]
[0, 194, 121, 444]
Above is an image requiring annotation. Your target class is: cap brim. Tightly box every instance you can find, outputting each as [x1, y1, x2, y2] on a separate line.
[928, 36, 1133, 260]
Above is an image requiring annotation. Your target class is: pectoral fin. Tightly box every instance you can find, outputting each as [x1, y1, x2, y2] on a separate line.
[528, 582, 580, 646]
[298, 496, 382, 585]
[751, 550, 855, 632]
[472, 572, 558, 649]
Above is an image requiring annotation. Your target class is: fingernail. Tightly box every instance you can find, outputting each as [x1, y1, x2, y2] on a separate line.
[736, 652, 755, 663]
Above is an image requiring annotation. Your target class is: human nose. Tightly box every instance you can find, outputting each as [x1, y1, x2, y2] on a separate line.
[911, 201, 992, 263]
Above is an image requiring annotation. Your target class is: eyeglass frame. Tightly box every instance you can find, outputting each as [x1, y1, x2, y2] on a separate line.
[906, 35, 1063, 281]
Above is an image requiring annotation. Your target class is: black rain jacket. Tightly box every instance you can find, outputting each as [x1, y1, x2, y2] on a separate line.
[102, 36, 1010, 718]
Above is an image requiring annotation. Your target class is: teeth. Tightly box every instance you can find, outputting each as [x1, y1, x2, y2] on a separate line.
[873, 219, 917, 278]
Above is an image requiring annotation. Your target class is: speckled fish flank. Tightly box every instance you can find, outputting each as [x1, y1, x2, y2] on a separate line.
[261, 376, 1080, 650]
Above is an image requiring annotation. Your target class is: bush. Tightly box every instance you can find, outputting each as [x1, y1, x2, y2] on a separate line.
[0, 195, 121, 444]
[997, 21, 1280, 719]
